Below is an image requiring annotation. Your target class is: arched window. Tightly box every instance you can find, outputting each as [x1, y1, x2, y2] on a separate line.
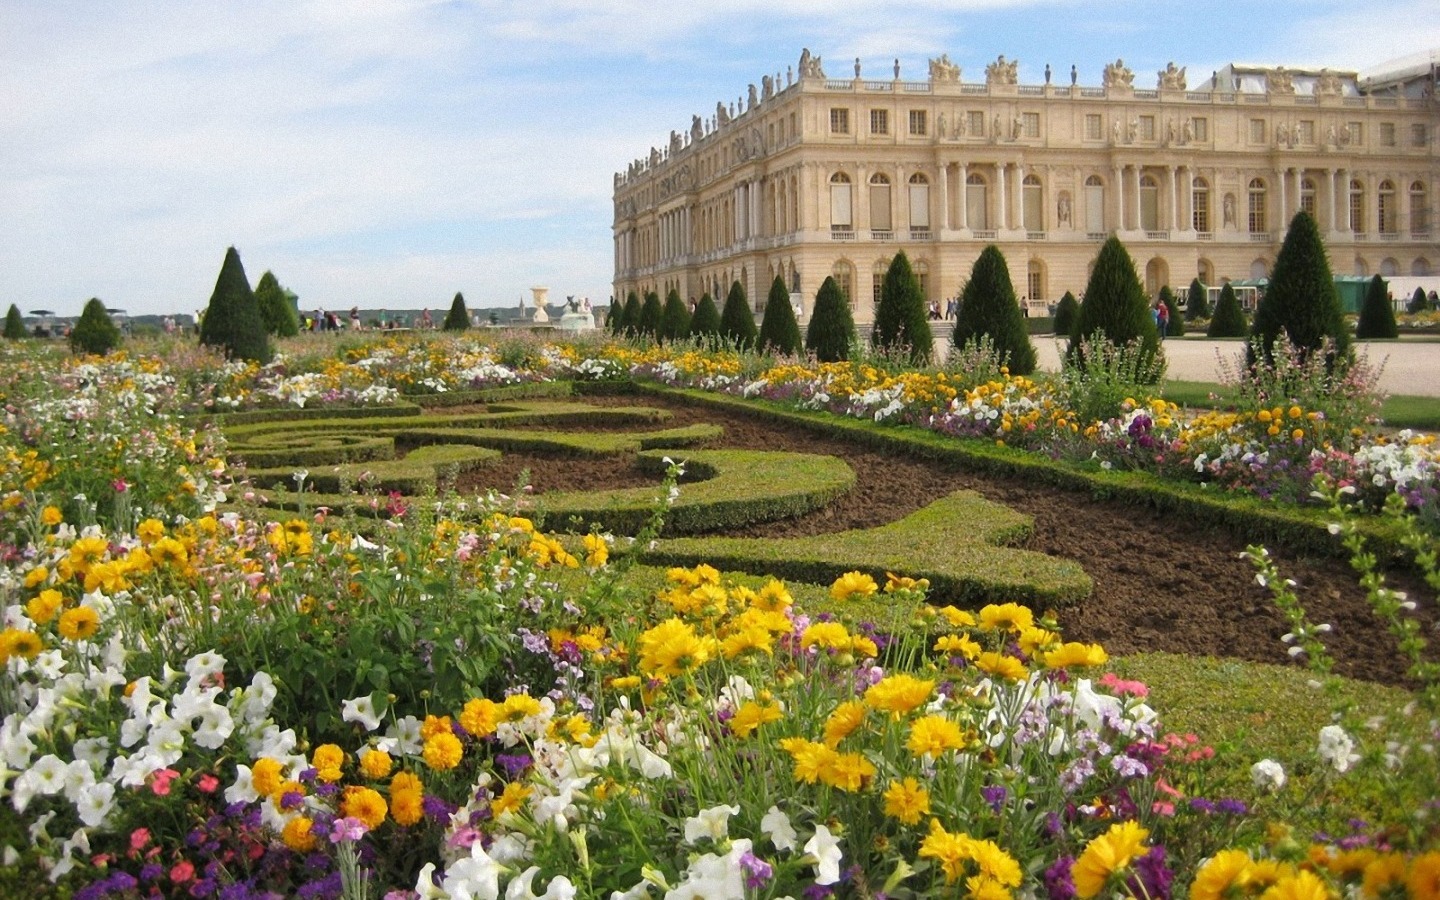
[1354, 257, 1368, 277]
[1250, 258, 1268, 279]
[913, 259, 930, 301]
[1026, 259, 1045, 304]
[790, 264, 801, 294]
[831, 260, 854, 307]
[1412, 258, 1431, 276]
[1192, 177, 1211, 233]
[1379, 180, 1397, 234]
[1380, 257, 1398, 277]
[1022, 174, 1043, 231]
[908, 173, 930, 231]
[1196, 258, 1214, 285]
[872, 258, 889, 308]
[1145, 258, 1169, 296]
[1349, 179, 1365, 233]
[830, 173, 853, 232]
[1411, 181, 1429, 236]
[869, 173, 893, 232]
[1248, 178, 1267, 233]
[967, 173, 989, 230]
[1084, 174, 1105, 233]
[1140, 174, 1160, 231]
[1300, 177, 1316, 217]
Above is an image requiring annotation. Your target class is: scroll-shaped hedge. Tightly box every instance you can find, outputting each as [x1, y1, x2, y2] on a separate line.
[533, 449, 855, 536]
[643, 490, 1092, 607]
[248, 444, 501, 495]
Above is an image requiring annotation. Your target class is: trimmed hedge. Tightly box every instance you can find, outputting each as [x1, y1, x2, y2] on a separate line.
[405, 381, 575, 408]
[247, 444, 500, 494]
[645, 489, 1092, 607]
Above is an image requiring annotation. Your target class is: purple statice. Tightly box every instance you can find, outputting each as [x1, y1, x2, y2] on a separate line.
[1216, 798, 1249, 816]
[739, 851, 775, 890]
[981, 784, 1008, 814]
[1111, 755, 1150, 778]
[424, 793, 457, 821]
[1190, 797, 1216, 815]
[1125, 846, 1174, 900]
[496, 753, 533, 779]
[297, 871, 344, 899]
[1059, 757, 1095, 794]
[1043, 856, 1076, 900]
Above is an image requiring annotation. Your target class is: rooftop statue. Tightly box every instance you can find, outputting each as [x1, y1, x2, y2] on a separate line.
[928, 54, 961, 83]
[985, 54, 1018, 85]
[1103, 58, 1134, 88]
[1267, 66, 1295, 94]
[1158, 61, 1186, 91]
[1316, 69, 1343, 97]
[798, 48, 826, 80]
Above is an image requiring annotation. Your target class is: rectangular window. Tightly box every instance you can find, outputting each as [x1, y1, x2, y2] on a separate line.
[1192, 117, 1208, 141]
[1140, 115, 1156, 140]
[870, 109, 889, 135]
[1412, 123, 1428, 147]
[790, 112, 797, 139]
[1023, 112, 1040, 138]
[830, 108, 850, 134]
[1348, 121, 1363, 146]
[1027, 271, 1042, 302]
[873, 274, 884, 308]
[968, 111, 985, 136]
[1192, 189, 1209, 232]
[1249, 119, 1265, 143]
[767, 123, 775, 147]
[1380, 122, 1396, 146]
[1298, 120, 1315, 144]
[1085, 114, 1102, 140]
[908, 110, 927, 136]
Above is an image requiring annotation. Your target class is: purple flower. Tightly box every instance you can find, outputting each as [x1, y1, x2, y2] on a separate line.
[330, 816, 368, 843]
[1125, 846, 1174, 900]
[424, 793, 456, 820]
[1044, 856, 1076, 900]
[739, 851, 774, 890]
[982, 784, 1008, 813]
[496, 753, 533, 778]
[1217, 798, 1248, 816]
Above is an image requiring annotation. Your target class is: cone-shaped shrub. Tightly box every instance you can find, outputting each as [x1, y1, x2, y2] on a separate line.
[871, 250, 933, 364]
[1249, 210, 1350, 366]
[806, 276, 857, 362]
[199, 247, 271, 363]
[443, 292, 470, 331]
[659, 289, 691, 344]
[254, 271, 300, 337]
[1068, 236, 1158, 369]
[951, 245, 1036, 375]
[758, 276, 803, 356]
[1052, 291, 1079, 337]
[3, 304, 25, 340]
[637, 291, 663, 340]
[618, 291, 641, 336]
[603, 300, 617, 332]
[1355, 274, 1398, 339]
[1409, 287, 1429, 314]
[720, 281, 757, 350]
[1186, 278, 1210, 320]
[1207, 283, 1248, 337]
[689, 292, 722, 341]
[69, 298, 122, 356]
[1159, 286, 1185, 337]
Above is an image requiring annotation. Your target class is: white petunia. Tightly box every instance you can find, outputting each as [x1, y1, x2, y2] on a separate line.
[683, 804, 738, 845]
[804, 824, 843, 885]
[342, 694, 383, 732]
[761, 805, 797, 852]
[75, 781, 116, 828]
[439, 840, 504, 900]
[1317, 724, 1361, 774]
[1250, 758, 1286, 793]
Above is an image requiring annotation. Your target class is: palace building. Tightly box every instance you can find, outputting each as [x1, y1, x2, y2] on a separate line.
[612, 48, 1439, 321]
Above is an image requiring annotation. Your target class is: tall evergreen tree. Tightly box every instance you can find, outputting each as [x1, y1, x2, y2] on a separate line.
[805, 276, 857, 362]
[758, 276, 803, 356]
[199, 247, 271, 363]
[659, 289, 691, 343]
[871, 250, 933, 364]
[443, 292, 471, 331]
[1207, 283, 1248, 337]
[1248, 210, 1351, 366]
[951, 245, 1036, 375]
[1052, 291, 1079, 337]
[1355, 274, 1399, 339]
[254, 271, 300, 337]
[69, 298, 122, 356]
[3, 304, 25, 340]
[689, 292, 722, 341]
[1185, 278, 1210, 320]
[719, 281, 758, 350]
[1409, 286, 1429, 314]
[618, 291, 641, 336]
[1067, 235, 1158, 369]
[637, 291, 663, 340]
[1159, 285, 1185, 338]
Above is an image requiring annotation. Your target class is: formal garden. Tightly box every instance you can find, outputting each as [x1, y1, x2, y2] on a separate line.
[1, 217, 1438, 899]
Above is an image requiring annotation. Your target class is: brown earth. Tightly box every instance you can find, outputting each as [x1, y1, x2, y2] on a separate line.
[448, 394, 1437, 689]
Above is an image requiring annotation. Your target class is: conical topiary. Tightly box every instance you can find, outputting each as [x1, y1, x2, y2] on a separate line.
[1185, 278, 1210, 320]
[1207, 283, 1248, 337]
[443, 292, 471, 331]
[805, 276, 857, 362]
[619, 291, 641, 336]
[254, 271, 300, 337]
[199, 247, 271, 363]
[1355, 274, 1398, 339]
[1067, 235, 1158, 374]
[951, 245, 1036, 375]
[3, 304, 25, 340]
[1248, 210, 1350, 367]
[659, 289, 691, 344]
[69, 298, 122, 356]
[689, 292, 722, 342]
[719, 281, 758, 350]
[871, 250, 933, 364]
[637, 291, 663, 340]
[1409, 286, 1429, 314]
[758, 276, 803, 356]
[1159, 286, 1185, 338]
[1052, 291, 1079, 337]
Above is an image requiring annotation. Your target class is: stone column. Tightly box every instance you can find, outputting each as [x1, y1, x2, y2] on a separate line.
[1168, 166, 1179, 231]
[1185, 167, 1195, 231]
[957, 163, 969, 230]
[1114, 165, 1126, 231]
[1278, 169, 1289, 225]
[1131, 166, 1142, 231]
[1013, 163, 1025, 230]
[751, 180, 762, 238]
[997, 163, 1008, 231]
[938, 162, 950, 230]
[1326, 168, 1338, 232]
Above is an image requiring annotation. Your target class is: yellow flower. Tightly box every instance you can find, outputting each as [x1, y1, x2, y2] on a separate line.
[26, 589, 63, 625]
[968, 839, 1023, 888]
[752, 580, 793, 612]
[1190, 849, 1256, 900]
[281, 816, 317, 852]
[801, 621, 852, 651]
[251, 758, 284, 797]
[420, 715, 453, 740]
[57, 606, 100, 641]
[883, 777, 931, 825]
[340, 786, 388, 830]
[390, 771, 424, 795]
[312, 744, 345, 772]
[460, 698, 499, 737]
[582, 532, 609, 567]
[358, 748, 393, 780]
[636, 617, 716, 679]
[1361, 853, 1407, 899]
[149, 537, 189, 569]
[818, 751, 876, 792]
[1407, 851, 1440, 900]
[720, 626, 774, 659]
[864, 673, 935, 715]
[919, 820, 972, 885]
[0, 628, 43, 662]
[829, 570, 878, 602]
[778, 737, 838, 784]
[23, 566, 48, 589]
[934, 633, 982, 660]
[975, 651, 1029, 682]
[884, 572, 930, 593]
[1259, 869, 1332, 900]
[907, 714, 968, 758]
[978, 603, 1035, 633]
[500, 693, 542, 722]
[823, 700, 868, 748]
[1073, 820, 1150, 899]
[1018, 626, 1061, 657]
[491, 782, 531, 819]
[40, 506, 63, 526]
[422, 732, 464, 771]
[1043, 642, 1110, 669]
[729, 701, 783, 738]
[390, 788, 424, 826]
[136, 518, 166, 545]
[937, 605, 978, 628]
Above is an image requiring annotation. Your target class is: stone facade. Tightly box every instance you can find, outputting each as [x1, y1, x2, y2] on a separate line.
[613, 50, 1439, 321]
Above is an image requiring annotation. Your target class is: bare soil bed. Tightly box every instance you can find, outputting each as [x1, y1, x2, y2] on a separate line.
[450, 394, 1436, 688]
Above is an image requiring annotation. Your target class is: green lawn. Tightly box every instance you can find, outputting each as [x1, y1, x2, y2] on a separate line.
[1162, 379, 1440, 430]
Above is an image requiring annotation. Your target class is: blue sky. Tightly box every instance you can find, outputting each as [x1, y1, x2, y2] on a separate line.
[2, 0, 1435, 317]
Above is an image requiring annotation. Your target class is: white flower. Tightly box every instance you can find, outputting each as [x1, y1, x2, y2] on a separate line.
[439, 841, 503, 900]
[341, 694, 383, 732]
[75, 780, 116, 828]
[1317, 724, 1361, 774]
[761, 805, 797, 852]
[683, 804, 739, 844]
[505, 867, 576, 900]
[184, 650, 226, 684]
[1250, 759, 1286, 793]
[378, 715, 423, 755]
[804, 824, 843, 885]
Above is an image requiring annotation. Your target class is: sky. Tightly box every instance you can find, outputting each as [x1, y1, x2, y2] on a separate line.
[3, 0, 1437, 318]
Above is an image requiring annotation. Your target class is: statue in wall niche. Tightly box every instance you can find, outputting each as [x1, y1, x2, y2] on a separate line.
[1275, 122, 1289, 147]
[1183, 118, 1194, 143]
[798, 48, 825, 80]
[1158, 61, 1187, 91]
[1267, 67, 1295, 94]
[1326, 123, 1338, 146]
[1112, 117, 1122, 145]
[955, 113, 966, 136]
[1058, 192, 1072, 226]
[1166, 118, 1177, 144]
[929, 54, 960, 82]
[1013, 115, 1024, 139]
[985, 54, 1018, 85]
[762, 75, 774, 101]
[1339, 123, 1352, 145]
[936, 112, 946, 137]
[993, 114, 1002, 142]
[1103, 58, 1134, 89]
[1128, 118, 1139, 143]
[1223, 193, 1236, 227]
[1316, 69, 1343, 97]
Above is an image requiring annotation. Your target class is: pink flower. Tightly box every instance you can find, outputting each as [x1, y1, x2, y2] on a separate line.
[112, 479, 129, 493]
[149, 768, 181, 796]
[129, 828, 151, 853]
[170, 860, 195, 883]
[1097, 672, 1150, 698]
[330, 817, 368, 843]
[196, 773, 220, 794]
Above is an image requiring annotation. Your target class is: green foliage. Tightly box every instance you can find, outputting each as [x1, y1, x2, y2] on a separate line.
[1068, 236, 1160, 381]
[1052, 291, 1079, 337]
[1186, 278, 1210, 320]
[805, 276, 857, 362]
[1060, 331, 1167, 423]
[659, 289, 691, 344]
[1208, 283, 1249, 337]
[443, 292, 471, 332]
[871, 250, 933, 365]
[199, 246, 272, 363]
[637, 291, 663, 340]
[1355, 275, 1398, 339]
[1409, 286, 1429, 314]
[1249, 210, 1351, 367]
[757, 276, 803, 357]
[618, 291, 641, 336]
[3, 304, 25, 340]
[719, 280, 758, 350]
[1159, 285, 1185, 337]
[254, 270, 300, 337]
[68, 297, 122, 356]
[951, 245, 1037, 375]
[688, 292, 722, 341]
